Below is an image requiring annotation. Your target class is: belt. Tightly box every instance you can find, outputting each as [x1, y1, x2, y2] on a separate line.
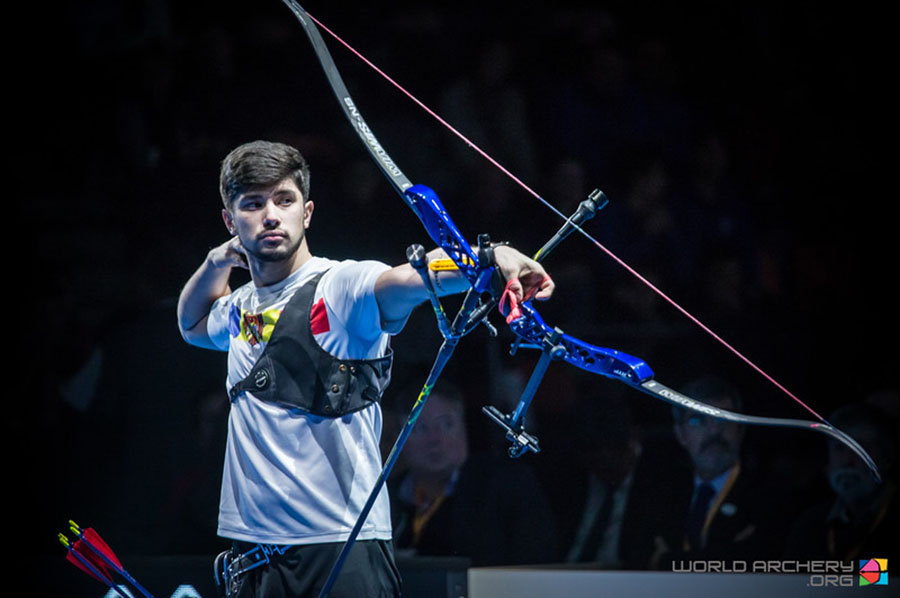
[214, 542, 290, 598]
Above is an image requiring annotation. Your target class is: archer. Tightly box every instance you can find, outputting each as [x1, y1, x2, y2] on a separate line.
[176, 140, 553, 598]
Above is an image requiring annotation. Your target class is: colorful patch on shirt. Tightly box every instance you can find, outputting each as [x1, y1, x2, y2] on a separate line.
[228, 304, 242, 338]
[310, 297, 330, 335]
[230, 306, 282, 346]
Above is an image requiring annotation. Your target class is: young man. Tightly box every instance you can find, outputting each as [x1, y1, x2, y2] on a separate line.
[176, 140, 554, 597]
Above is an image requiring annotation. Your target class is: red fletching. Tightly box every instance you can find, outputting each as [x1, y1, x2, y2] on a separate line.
[80, 527, 123, 568]
[64, 527, 123, 583]
[65, 548, 114, 584]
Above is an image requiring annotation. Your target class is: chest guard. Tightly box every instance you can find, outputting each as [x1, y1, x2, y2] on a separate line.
[228, 271, 393, 417]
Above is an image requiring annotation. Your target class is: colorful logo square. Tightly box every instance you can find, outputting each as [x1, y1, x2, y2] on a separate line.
[859, 558, 888, 586]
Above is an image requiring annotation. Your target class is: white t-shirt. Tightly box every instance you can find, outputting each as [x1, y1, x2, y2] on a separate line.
[206, 256, 393, 545]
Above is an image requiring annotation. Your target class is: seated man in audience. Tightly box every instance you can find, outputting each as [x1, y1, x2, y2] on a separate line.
[635, 376, 787, 568]
[785, 399, 896, 561]
[388, 383, 559, 567]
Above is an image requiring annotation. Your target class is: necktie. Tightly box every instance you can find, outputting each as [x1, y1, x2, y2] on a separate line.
[686, 482, 715, 550]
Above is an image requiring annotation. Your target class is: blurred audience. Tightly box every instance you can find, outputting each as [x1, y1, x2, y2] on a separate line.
[388, 383, 559, 567]
[541, 394, 659, 569]
[784, 398, 897, 561]
[634, 377, 789, 568]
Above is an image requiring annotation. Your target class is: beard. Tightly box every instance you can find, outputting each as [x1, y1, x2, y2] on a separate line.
[244, 232, 303, 263]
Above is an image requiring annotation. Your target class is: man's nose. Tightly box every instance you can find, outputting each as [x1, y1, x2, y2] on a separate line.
[262, 201, 281, 225]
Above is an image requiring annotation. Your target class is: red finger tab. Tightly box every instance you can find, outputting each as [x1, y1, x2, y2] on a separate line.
[498, 278, 522, 324]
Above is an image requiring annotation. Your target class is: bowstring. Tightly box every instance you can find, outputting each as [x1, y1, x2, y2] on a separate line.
[304, 11, 826, 424]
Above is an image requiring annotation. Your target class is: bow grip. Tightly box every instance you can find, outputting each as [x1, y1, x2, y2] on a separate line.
[403, 184, 495, 294]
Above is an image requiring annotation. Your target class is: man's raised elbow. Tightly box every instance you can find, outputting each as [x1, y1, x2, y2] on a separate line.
[178, 318, 218, 350]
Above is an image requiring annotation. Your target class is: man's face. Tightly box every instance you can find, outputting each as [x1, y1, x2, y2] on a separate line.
[675, 397, 744, 480]
[222, 178, 313, 263]
[826, 423, 884, 505]
[404, 395, 469, 480]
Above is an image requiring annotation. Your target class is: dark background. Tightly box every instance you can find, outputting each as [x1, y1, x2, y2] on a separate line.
[16, 0, 895, 590]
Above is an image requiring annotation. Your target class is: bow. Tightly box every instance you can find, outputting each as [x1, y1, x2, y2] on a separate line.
[278, 2, 881, 593]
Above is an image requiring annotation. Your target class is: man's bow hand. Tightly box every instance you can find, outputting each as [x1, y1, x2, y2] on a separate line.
[494, 245, 555, 323]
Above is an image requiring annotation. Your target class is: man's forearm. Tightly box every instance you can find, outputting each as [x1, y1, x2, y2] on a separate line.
[177, 253, 233, 346]
[374, 247, 470, 333]
[375, 244, 554, 334]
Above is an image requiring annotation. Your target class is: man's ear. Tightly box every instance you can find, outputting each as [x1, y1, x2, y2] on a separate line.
[304, 200, 315, 229]
[222, 209, 237, 235]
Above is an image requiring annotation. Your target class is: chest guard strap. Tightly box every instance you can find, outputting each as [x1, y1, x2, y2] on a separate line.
[228, 271, 393, 417]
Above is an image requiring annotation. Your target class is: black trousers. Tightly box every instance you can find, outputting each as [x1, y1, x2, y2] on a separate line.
[233, 539, 401, 598]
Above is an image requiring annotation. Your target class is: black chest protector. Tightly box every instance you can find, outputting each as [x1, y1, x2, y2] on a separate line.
[228, 271, 393, 417]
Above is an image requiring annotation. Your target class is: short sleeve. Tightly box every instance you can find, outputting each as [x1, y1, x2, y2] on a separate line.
[315, 260, 391, 357]
[206, 293, 235, 351]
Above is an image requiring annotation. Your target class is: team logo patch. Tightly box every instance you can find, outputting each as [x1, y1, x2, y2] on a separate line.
[234, 308, 280, 345]
[243, 313, 266, 346]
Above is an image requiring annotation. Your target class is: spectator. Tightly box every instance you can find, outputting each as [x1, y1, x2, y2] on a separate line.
[785, 400, 896, 561]
[390, 383, 559, 566]
[631, 376, 787, 568]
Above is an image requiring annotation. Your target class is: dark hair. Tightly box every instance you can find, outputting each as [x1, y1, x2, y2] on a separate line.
[219, 140, 311, 208]
[430, 382, 466, 409]
[830, 402, 896, 461]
